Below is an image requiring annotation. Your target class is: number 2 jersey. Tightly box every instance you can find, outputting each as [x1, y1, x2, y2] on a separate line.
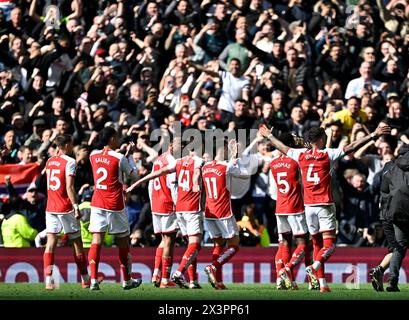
[148, 152, 177, 215]
[169, 155, 203, 213]
[45, 154, 76, 214]
[90, 148, 136, 211]
[286, 147, 345, 206]
[270, 154, 304, 215]
[201, 160, 240, 220]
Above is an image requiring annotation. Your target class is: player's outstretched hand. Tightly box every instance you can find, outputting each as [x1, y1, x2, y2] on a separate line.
[374, 124, 391, 137]
[74, 208, 82, 220]
[125, 142, 136, 157]
[126, 181, 140, 193]
[258, 124, 273, 138]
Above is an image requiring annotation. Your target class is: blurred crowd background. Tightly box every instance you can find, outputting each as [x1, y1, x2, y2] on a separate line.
[0, 0, 409, 249]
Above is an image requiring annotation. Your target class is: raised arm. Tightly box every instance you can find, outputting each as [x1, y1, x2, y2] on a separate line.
[344, 124, 391, 155]
[258, 125, 290, 155]
[126, 166, 175, 193]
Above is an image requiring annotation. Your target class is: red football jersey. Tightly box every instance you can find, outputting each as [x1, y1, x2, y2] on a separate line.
[286, 147, 344, 206]
[148, 152, 177, 215]
[45, 154, 76, 214]
[173, 155, 203, 213]
[90, 148, 134, 211]
[202, 160, 240, 220]
[270, 154, 304, 215]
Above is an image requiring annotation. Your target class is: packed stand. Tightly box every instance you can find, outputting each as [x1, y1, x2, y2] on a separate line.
[0, 0, 409, 248]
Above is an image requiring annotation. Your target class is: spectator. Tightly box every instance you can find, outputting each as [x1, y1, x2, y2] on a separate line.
[1, 195, 38, 248]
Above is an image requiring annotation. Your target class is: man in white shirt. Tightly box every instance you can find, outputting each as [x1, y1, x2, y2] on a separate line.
[345, 61, 383, 99]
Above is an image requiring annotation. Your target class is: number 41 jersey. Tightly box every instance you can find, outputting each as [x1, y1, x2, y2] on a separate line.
[270, 154, 304, 215]
[45, 154, 76, 214]
[90, 148, 134, 211]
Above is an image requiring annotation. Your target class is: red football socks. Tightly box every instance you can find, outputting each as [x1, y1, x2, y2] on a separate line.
[178, 243, 201, 273]
[43, 252, 54, 276]
[74, 253, 88, 276]
[317, 237, 336, 264]
[286, 243, 306, 270]
[161, 256, 173, 281]
[154, 247, 164, 276]
[119, 247, 132, 281]
[187, 258, 197, 282]
[213, 245, 239, 270]
[212, 245, 224, 282]
[88, 243, 101, 280]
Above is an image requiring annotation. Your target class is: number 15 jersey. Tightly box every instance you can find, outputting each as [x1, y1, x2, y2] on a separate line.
[90, 148, 135, 211]
[45, 154, 76, 214]
[286, 147, 345, 206]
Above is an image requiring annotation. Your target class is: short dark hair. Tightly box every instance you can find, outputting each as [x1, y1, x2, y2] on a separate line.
[308, 127, 326, 143]
[278, 132, 296, 148]
[54, 134, 73, 148]
[99, 127, 118, 146]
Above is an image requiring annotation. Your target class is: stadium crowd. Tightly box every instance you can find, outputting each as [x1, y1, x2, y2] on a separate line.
[0, 0, 409, 249]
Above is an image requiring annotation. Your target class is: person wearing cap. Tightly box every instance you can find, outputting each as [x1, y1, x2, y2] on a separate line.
[24, 118, 47, 149]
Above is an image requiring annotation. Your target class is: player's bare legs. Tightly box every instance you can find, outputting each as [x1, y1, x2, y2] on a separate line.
[153, 239, 165, 287]
[205, 236, 240, 290]
[172, 234, 202, 289]
[88, 233, 104, 290]
[43, 234, 58, 289]
[160, 233, 177, 288]
[116, 234, 142, 290]
[307, 230, 336, 292]
[71, 237, 90, 288]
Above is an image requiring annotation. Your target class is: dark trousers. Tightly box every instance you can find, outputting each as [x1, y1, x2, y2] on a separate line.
[388, 222, 409, 287]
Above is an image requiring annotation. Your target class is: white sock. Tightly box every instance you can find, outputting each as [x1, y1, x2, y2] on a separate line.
[312, 261, 321, 271]
[45, 276, 52, 284]
[319, 278, 327, 288]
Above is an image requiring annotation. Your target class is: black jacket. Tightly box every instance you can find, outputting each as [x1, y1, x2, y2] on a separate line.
[381, 153, 409, 222]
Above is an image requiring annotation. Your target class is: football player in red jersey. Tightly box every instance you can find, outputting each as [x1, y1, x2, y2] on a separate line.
[43, 135, 90, 289]
[202, 140, 242, 290]
[88, 127, 141, 290]
[127, 140, 179, 288]
[270, 133, 310, 290]
[127, 147, 203, 289]
[260, 124, 391, 292]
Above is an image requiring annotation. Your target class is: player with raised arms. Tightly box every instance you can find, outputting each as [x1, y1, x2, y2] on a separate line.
[127, 140, 203, 289]
[202, 139, 243, 290]
[259, 124, 391, 292]
[43, 134, 90, 289]
[88, 127, 142, 290]
[270, 132, 312, 290]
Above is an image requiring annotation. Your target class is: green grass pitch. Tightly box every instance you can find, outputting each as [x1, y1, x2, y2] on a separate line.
[1, 283, 409, 300]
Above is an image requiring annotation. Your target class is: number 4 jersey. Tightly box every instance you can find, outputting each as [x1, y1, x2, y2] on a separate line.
[90, 148, 136, 211]
[270, 154, 304, 215]
[45, 154, 76, 214]
[286, 147, 345, 206]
